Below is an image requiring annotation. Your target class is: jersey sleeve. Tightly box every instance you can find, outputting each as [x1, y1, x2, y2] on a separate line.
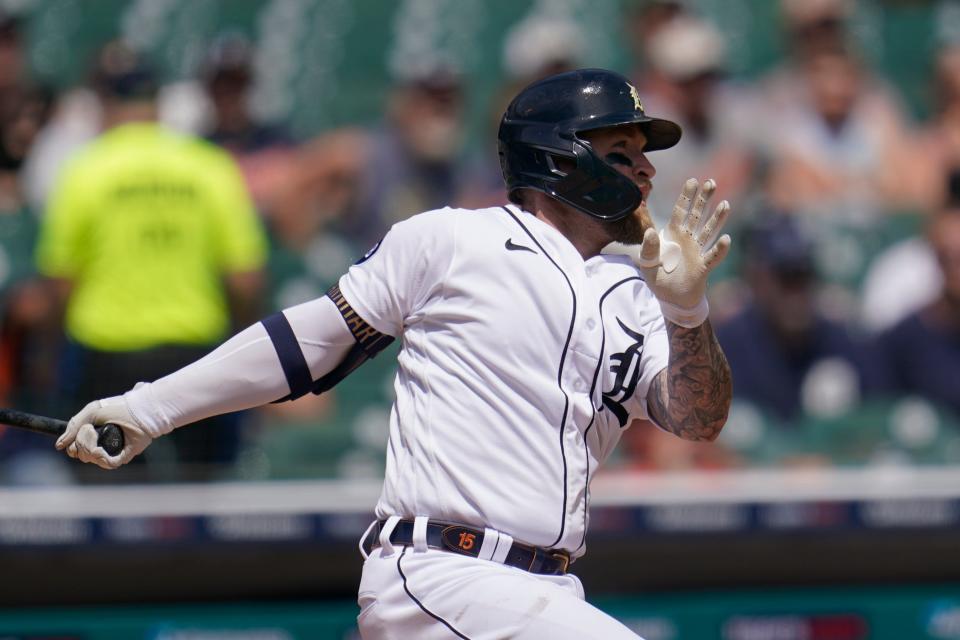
[206, 149, 268, 273]
[125, 295, 356, 436]
[337, 208, 457, 337]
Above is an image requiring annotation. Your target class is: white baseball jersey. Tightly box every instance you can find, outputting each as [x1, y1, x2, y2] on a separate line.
[339, 204, 668, 556]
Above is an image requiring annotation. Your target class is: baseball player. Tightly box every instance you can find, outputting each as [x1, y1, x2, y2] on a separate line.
[56, 68, 733, 639]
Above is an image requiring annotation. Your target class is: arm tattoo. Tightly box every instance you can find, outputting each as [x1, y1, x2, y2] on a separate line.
[647, 320, 733, 441]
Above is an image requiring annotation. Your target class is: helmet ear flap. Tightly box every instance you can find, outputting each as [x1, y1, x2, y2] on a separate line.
[548, 139, 642, 220]
[545, 151, 575, 177]
[501, 136, 641, 220]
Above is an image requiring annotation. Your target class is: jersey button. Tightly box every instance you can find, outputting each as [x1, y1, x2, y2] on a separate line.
[586, 318, 596, 330]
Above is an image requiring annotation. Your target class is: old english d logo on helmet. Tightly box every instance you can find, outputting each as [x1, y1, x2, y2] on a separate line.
[497, 68, 682, 221]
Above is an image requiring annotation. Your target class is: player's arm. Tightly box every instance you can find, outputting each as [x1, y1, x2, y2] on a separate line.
[632, 178, 733, 441]
[55, 295, 361, 468]
[55, 210, 453, 469]
[647, 320, 732, 441]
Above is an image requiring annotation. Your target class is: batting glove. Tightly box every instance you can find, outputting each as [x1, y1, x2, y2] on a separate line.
[56, 395, 153, 469]
[632, 177, 732, 327]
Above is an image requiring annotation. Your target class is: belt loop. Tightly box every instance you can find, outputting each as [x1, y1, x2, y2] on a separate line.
[412, 516, 429, 553]
[491, 532, 513, 564]
[358, 519, 378, 560]
[477, 527, 499, 561]
[378, 516, 401, 557]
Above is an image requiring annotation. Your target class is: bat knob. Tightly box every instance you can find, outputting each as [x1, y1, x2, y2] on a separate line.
[95, 423, 125, 457]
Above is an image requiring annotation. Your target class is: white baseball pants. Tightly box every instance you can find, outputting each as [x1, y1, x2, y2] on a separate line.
[356, 543, 644, 639]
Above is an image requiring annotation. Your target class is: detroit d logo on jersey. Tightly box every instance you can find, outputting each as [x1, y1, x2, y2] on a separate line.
[602, 317, 646, 427]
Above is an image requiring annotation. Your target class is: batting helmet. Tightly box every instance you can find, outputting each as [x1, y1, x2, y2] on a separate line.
[498, 68, 682, 221]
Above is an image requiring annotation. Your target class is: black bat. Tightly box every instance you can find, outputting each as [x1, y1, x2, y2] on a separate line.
[0, 408, 125, 456]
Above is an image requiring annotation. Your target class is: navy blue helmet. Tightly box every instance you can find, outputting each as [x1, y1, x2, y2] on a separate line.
[498, 68, 682, 221]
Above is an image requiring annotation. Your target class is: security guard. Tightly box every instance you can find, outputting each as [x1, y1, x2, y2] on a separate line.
[37, 42, 267, 480]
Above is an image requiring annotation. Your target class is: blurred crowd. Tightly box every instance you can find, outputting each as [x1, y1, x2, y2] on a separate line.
[0, 0, 959, 484]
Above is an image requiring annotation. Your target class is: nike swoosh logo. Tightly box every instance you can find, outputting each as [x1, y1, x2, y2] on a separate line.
[505, 238, 537, 254]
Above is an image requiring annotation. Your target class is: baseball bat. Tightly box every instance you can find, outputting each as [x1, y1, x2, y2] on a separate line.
[0, 408, 125, 456]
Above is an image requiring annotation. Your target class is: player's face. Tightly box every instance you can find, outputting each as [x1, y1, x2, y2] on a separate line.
[579, 124, 657, 245]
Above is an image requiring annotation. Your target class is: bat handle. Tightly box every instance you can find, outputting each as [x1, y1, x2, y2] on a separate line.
[95, 423, 125, 457]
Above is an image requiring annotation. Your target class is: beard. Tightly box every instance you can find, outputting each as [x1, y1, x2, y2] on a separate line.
[600, 203, 653, 245]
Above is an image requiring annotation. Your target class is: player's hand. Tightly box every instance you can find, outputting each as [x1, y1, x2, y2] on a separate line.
[56, 395, 153, 469]
[632, 178, 731, 327]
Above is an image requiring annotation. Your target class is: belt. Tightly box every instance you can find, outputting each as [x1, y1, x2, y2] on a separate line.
[362, 519, 571, 576]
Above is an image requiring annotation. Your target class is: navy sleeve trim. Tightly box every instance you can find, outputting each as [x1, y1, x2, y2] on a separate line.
[262, 311, 313, 401]
[306, 284, 396, 396]
[267, 286, 396, 403]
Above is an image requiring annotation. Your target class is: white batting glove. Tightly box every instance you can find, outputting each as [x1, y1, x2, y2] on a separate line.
[55, 395, 154, 470]
[632, 177, 732, 327]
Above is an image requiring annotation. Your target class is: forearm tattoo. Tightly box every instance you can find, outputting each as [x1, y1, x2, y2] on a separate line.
[648, 320, 733, 441]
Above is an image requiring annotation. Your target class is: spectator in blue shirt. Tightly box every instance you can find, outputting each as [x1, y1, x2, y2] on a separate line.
[875, 203, 960, 417]
[715, 214, 880, 423]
